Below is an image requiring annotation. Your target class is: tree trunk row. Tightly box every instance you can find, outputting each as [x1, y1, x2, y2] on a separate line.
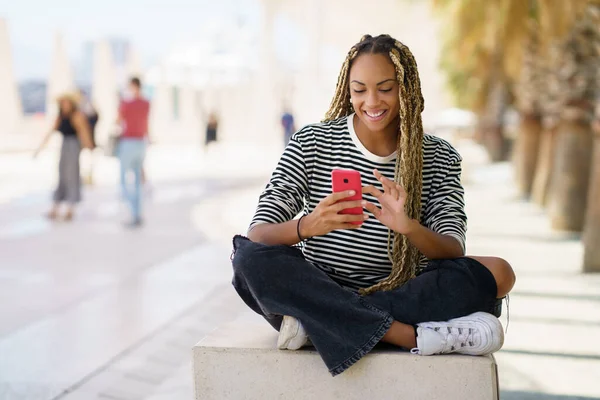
[583, 129, 600, 272]
[514, 114, 599, 272]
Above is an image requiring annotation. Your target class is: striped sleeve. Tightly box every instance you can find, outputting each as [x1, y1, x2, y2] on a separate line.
[248, 135, 309, 232]
[423, 158, 468, 253]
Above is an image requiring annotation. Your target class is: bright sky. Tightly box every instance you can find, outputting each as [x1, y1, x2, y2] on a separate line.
[2, 0, 261, 80]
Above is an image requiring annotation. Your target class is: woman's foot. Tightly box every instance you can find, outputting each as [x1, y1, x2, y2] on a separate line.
[46, 209, 59, 220]
[277, 316, 309, 350]
[63, 210, 74, 221]
[411, 312, 504, 356]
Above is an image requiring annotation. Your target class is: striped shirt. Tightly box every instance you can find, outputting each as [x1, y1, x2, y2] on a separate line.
[250, 114, 467, 291]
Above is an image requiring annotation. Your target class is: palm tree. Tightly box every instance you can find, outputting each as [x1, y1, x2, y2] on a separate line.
[431, 0, 591, 165]
[513, 21, 543, 197]
[531, 42, 562, 206]
[431, 0, 600, 272]
[547, 2, 600, 232]
[433, 0, 509, 161]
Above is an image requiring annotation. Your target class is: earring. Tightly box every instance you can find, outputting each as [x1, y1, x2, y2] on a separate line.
[349, 98, 353, 103]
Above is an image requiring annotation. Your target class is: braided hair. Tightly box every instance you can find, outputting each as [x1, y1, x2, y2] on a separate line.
[324, 34, 425, 295]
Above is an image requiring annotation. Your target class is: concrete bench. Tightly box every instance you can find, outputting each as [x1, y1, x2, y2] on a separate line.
[193, 313, 499, 400]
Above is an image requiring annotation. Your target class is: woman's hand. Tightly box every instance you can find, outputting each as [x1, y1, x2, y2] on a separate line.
[300, 190, 368, 238]
[362, 169, 416, 235]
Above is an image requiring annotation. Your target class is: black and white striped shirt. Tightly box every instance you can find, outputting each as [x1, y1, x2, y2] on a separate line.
[250, 114, 467, 291]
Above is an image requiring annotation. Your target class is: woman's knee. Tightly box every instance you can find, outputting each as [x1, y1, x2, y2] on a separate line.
[231, 236, 289, 281]
[467, 256, 516, 298]
[231, 236, 263, 275]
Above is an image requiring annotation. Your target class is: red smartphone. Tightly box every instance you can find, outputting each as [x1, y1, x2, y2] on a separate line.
[331, 169, 363, 225]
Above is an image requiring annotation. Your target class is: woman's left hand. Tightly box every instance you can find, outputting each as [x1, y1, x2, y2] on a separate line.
[362, 169, 416, 235]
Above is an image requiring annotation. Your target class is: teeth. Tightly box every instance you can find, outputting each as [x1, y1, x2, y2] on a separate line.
[366, 110, 385, 118]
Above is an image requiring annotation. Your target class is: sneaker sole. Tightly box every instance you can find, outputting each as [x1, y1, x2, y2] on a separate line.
[277, 316, 299, 350]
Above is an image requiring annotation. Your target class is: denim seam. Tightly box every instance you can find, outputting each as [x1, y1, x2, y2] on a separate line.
[329, 299, 394, 377]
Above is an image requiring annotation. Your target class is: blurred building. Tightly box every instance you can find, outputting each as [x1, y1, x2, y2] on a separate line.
[142, 0, 450, 148]
[79, 38, 131, 90]
[0, 18, 22, 135]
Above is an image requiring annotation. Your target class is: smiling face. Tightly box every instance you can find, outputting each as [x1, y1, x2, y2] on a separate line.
[349, 53, 400, 134]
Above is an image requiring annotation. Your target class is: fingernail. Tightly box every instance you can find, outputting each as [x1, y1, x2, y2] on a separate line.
[361, 200, 367, 206]
[349, 190, 355, 195]
[363, 214, 369, 219]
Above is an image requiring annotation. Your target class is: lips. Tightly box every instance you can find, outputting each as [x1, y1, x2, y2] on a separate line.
[363, 109, 387, 122]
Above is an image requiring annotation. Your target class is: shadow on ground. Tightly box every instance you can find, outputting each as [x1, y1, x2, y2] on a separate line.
[502, 390, 600, 400]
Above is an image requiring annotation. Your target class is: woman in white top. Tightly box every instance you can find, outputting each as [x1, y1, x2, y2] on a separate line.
[231, 34, 516, 376]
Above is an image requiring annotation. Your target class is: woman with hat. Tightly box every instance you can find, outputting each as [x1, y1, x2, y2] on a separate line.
[34, 93, 94, 221]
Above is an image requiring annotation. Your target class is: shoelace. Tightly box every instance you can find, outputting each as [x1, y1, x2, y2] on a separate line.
[440, 327, 476, 352]
[505, 294, 510, 333]
[410, 326, 477, 355]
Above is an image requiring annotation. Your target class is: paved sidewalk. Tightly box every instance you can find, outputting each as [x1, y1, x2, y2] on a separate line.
[2, 140, 598, 399]
[464, 164, 600, 400]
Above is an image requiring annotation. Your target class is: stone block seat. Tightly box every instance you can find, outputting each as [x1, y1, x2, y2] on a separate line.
[193, 313, 499, 400]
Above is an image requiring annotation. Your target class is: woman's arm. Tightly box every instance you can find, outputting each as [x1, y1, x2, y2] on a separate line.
[248, 220, 303, 246]
[247, 135, 309, 244]
[33, 117, 60, 158]
[249, 191, 365, 245]
[402, 220, 464, 259]
[72, 112, 94, 149]
[247, 130, 365, 246]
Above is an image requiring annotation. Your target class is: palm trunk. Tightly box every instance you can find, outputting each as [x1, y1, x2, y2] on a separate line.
[548, 118, 594, 231]
[515, 114, 542, 198]
[479, 86, 509, 162]
[531, 123, 558, 207]
[583, 129, 600, 272]
[483, 123, 509, 162]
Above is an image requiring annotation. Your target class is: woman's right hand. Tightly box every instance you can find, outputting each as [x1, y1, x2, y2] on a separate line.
[300, 190, 367, 238]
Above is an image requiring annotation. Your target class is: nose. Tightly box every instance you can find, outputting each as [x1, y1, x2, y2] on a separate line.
[366, 91, 379, 108]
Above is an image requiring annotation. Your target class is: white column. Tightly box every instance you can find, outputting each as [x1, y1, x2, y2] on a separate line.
[0, 18, 22, 135]
[285, 0, 327, 126]
[179, 83, 200, 140]
[306, 0, 325, 120]
[91, 40, 119, 145]
[148, 65, 172, 142]
[126, 47, 143, 78]
[253, 0, 280, 147]
[46, 31, 75, 122]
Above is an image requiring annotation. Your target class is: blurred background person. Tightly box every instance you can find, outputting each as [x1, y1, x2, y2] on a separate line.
[281, 107, 296, 147]
[33, 93, 94, 221]
[117, 77, 150, 227]
[77, 88, 99, 186]
[204, 111, 219, 152]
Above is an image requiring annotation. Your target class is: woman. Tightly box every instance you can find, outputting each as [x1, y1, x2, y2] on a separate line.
[231, 34, 516, 376]
[34, 93, 93, 220]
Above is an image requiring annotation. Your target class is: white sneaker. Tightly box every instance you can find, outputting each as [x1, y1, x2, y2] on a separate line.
[411, 312, 504, 356]
[277, 316, 309, 350]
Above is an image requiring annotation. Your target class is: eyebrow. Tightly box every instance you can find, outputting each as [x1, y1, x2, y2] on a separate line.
[350, 79, 396, 86]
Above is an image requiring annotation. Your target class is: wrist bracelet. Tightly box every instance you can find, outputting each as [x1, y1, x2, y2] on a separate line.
[297, 215, 306, 241]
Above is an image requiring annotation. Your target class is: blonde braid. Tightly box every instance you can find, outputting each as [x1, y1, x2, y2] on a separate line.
[324, 47, 359, 121]
[324, 35, 425, 295]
